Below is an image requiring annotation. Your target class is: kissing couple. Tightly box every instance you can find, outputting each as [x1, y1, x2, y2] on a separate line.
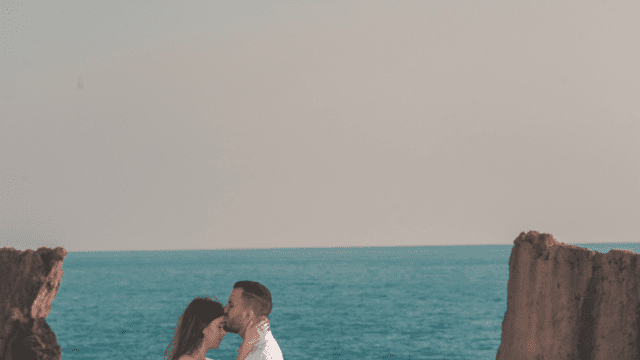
[165, 281, 284, 360]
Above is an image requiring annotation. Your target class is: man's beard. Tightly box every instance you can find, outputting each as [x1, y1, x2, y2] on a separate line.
[223, 319, 236, 334]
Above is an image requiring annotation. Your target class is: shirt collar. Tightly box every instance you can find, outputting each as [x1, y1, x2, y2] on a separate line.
[255, 316, 270, 334]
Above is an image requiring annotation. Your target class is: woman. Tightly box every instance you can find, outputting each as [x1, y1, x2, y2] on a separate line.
[165, 296, 228, 360]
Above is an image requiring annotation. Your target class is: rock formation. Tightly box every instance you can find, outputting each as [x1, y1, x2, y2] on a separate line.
[0, 247, 67, 360]
[497, 231, 640, 359]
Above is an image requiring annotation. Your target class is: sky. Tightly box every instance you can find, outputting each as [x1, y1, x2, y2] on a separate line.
[1, 0, 638, 252]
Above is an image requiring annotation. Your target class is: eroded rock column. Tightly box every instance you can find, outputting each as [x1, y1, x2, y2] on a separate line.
[0, 247, 66, 360]
[497, 231, 640, 359]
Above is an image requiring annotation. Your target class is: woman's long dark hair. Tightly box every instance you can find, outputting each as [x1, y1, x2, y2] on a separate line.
[164, 296, 225, 360]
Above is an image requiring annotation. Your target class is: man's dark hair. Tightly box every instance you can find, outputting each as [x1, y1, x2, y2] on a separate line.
[233, 281, 272, 318]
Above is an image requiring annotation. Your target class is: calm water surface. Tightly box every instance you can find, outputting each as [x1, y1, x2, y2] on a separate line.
[48, 244, 637, 359]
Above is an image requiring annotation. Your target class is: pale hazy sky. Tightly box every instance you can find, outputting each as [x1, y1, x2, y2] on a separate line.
[1, 0, 638, 252]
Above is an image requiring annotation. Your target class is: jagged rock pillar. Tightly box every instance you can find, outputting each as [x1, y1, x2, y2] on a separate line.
[497, 231, 640, 360]
[0, 247, 67, 360]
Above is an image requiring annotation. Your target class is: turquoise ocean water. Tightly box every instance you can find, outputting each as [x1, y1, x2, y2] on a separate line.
[46, 244, 640, 360]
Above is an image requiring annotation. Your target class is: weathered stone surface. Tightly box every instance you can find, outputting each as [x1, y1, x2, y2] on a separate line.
[0, 247, 66, 360]
[497, 231, 640, 360]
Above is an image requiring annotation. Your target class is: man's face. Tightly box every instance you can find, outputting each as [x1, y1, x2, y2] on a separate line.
[223, 288, 247, 334]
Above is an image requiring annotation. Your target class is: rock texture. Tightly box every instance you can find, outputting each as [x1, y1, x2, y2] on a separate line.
[0, 247, 66, 360]
[497, 231, 640, 360]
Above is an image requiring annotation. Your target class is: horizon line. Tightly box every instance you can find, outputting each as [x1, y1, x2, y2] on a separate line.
[4, 242, 640, 253]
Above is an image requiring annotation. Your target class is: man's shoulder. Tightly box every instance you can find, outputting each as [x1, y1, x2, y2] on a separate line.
[263, 335, 284, 359]
[243, 337, 283, 360]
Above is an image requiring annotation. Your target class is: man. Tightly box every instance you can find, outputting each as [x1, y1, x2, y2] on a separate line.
[223, 281, 284, 360]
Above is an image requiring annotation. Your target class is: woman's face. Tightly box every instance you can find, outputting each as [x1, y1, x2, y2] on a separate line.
[204, 317, 227, 349]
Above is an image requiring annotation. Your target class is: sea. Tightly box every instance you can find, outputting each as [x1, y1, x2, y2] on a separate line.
[46, 243, 640, 360]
